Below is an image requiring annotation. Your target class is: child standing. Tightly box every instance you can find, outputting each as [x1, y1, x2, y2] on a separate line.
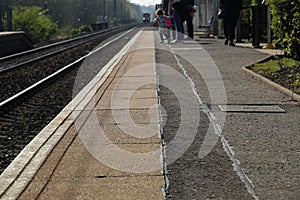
[154, 9, 170, 43]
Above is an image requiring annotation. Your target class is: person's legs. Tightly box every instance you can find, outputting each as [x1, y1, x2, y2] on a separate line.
[159, 31, 164, 43]
[223, 18, 229, 45]
[186, 14, 194, 39]
[229, 17, 239, 46]
[165, 29, 170, 43]
[172, 8, 184, 41]
[170, 18, 176, 40]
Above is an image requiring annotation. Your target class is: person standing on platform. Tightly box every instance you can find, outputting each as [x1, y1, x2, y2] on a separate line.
[220, 0, 243, 46]
[168, 0, 185, 43]
[183, 0, 196, 39]
[154, 9, 170, 43]
[163, 0, 176, 40]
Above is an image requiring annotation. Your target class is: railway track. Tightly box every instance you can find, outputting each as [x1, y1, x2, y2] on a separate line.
[0, 25, 135, 70]
[0, 25, 137, 103]
[0, 25, 140, 174]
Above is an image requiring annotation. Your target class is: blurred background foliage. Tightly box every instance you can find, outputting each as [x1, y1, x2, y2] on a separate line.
[3, 0, 154, 43]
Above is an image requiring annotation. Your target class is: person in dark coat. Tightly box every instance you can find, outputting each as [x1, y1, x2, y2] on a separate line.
[168, 0, 185, 42]
[220, 0, 242, 46]
[183, 0, 196, 39]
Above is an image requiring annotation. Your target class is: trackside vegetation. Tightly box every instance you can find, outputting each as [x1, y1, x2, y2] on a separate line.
[12, 6, 58, 43]
[268, 0, 300, 60]
[251, 0, 300, 60]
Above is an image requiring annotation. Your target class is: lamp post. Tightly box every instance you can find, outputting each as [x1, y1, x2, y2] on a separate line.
[120, 3, 123, 25]
[113, 0, 116, 26]
[43, 0, 48, 10]
[43, 0, 48, 15]
[84, 0, 88, 26]
[7, 1, 12, 30]
[262, 0, 274, 49]
[102, 0, 106, 21]
[0, 0, 4, 31]
[0, 0, 13, 31]
[212, 0, 218, 36]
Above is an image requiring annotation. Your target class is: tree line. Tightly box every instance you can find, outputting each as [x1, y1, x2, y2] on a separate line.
[10, 0, 144, 27]
[1, 0, 299, 58]
[0, 0, 152, 43]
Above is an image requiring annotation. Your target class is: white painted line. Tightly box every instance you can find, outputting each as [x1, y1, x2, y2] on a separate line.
[167, 42, 260, 200]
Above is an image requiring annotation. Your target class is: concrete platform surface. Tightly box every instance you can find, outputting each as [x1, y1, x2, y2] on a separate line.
[0, 30, 164, 200]
[0, 29, 299, 200]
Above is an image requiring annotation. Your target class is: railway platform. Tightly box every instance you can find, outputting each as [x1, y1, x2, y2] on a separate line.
[0, 29, 299, 199]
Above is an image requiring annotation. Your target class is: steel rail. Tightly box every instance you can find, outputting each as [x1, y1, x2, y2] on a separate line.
[0, 25, 127, 62]
[0, 25, 135, 74]
[0, 28, 134, 110]
[0, 35, 99, 74]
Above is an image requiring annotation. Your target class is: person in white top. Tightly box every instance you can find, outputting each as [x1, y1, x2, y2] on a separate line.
[154, 9, 171, 43]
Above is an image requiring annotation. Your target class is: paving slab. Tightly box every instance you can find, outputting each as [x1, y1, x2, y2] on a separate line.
[218, 104, 286, 113]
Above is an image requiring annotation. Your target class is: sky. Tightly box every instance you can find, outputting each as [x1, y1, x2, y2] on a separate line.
[129, 0, 161, 6]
